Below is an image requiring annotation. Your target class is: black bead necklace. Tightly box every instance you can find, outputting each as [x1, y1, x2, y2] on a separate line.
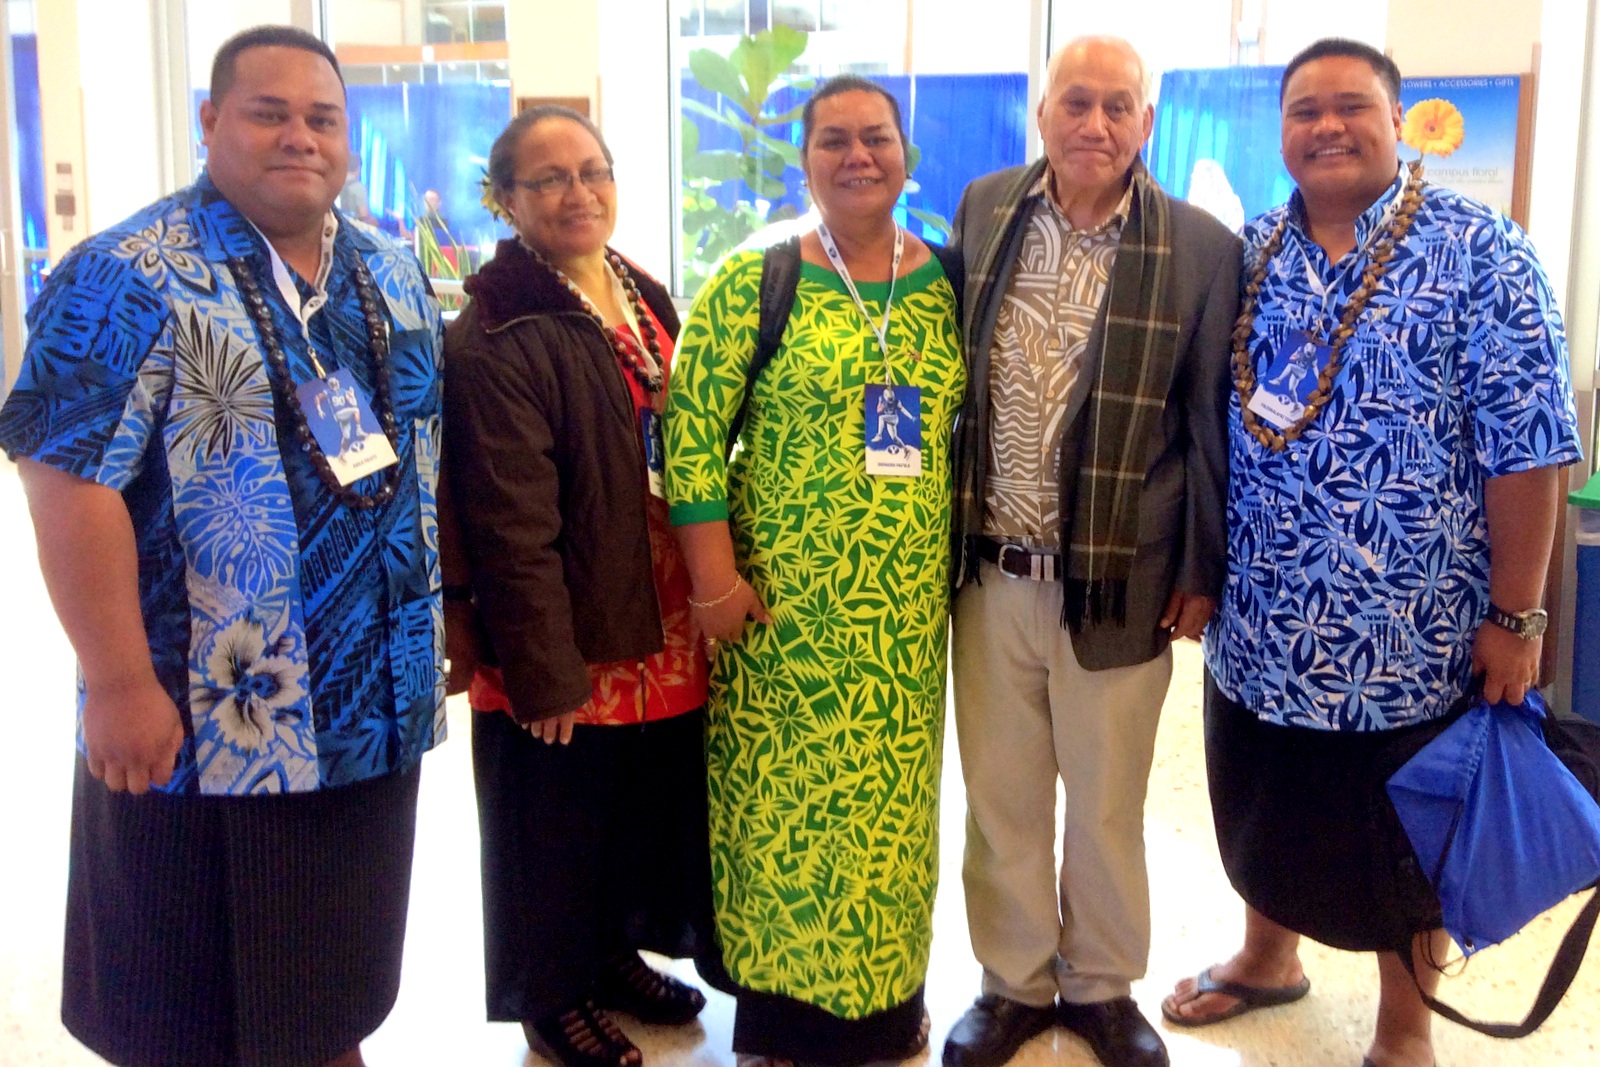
[230, 254, 402, 510]
[523, 241, 663, 395]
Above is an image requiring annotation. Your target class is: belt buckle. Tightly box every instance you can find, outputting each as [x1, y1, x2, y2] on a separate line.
[996, 542, 1032, 579]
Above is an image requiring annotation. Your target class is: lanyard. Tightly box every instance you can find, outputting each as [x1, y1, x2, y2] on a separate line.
[1297, 166, 1405, 333]
[816, 222, 903, 385]
[251, 214, 340, 378]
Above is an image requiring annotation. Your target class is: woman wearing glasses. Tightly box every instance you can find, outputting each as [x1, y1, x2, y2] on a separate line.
[443, 105, 713, 1067]
[666, 77, 964, 1067]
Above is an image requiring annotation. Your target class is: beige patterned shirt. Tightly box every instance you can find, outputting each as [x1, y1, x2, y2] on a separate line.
[982, 177, 1130, 548]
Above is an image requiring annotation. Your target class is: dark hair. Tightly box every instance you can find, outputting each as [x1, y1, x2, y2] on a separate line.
[1281, 37, 1401, 105]
[487, 105, 614, 195]
[210, 25, 344, 102]
[800, 75, 906, 152]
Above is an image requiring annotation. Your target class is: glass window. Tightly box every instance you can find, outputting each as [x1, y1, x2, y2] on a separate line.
[671, 0, 1033, 296]
[327, 2, 514, 306]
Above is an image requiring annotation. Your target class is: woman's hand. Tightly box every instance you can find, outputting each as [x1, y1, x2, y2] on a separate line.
[526, 710, 578, 745]
[690, 574, 773, 644]
[443, 599, 480, 696]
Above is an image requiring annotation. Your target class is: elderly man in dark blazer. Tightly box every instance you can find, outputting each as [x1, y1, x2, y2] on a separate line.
[942, 35, 1242, 1067]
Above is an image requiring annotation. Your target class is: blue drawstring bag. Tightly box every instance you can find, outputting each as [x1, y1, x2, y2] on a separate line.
[1387, 690, 1600, 1037]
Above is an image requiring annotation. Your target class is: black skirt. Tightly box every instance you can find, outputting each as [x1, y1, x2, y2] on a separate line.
[1204, 671, 1470, 952]
[62, 757, 422, 1067]
[472, 708, 717, 1022]
[722, 975, 927, 1067]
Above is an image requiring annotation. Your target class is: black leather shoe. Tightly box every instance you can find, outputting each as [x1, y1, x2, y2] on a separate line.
[942, 994, 1056, 1067]
[1057, 997, 1168, 1067]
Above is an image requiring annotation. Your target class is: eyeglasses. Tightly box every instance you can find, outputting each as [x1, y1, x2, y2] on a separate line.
[511, 167, 616, 197]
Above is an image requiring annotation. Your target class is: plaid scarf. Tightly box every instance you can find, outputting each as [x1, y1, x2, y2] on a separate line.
[954, 159, 1180, 629]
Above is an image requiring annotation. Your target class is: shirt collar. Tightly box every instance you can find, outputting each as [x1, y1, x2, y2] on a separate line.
[1287, 163, 1407, 251]
[1032, 170, 1134, 235]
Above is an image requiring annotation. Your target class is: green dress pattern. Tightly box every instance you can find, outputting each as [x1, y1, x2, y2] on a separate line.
[665, 246, 964, 1019]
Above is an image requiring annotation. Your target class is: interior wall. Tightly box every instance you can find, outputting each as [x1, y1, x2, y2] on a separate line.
[598, 0, 670, 282]
[76, 0, 163, 231]
[505, 0, 599, 104]
[35, 0, 84, 263]
[1387, 0, 1542, 75]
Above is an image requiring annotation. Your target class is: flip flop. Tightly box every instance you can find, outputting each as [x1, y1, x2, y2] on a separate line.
[1160, 965, 1312, 1027]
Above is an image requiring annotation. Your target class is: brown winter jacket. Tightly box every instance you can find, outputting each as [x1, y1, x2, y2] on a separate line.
[443, 238, 680, 723]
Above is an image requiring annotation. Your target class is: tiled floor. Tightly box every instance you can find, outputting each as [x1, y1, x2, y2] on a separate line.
[2, 455, 1597, 1067]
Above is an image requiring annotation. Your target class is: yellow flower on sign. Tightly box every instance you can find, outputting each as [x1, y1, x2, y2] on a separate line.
[1402, 98, 1466, 157]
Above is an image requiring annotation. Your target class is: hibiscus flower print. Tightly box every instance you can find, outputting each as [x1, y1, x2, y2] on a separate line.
[116, 217, 214, 291]
[198, 617, 307, 752]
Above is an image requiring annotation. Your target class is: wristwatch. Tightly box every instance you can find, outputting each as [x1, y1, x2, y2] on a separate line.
[1485, 603, 1549, 640]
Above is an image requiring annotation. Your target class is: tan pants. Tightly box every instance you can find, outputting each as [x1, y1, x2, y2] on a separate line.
[952, 560, 1172, 1005]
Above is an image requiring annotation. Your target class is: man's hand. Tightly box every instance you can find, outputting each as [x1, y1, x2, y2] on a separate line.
[82, 676, 185, 795]
[1159, 592, 1216, 641]
[1473, 621, 1541, 706]
[444, 600, 480, 696]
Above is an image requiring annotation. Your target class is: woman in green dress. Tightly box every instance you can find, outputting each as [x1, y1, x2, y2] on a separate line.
[665, 76, 965, 1067]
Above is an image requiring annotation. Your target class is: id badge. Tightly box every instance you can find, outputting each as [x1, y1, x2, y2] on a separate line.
[863, 383, 922, 477]
[1247, 329, 1334, 430]
[640, 408, 666, 498]
[294, 373, 399, 487]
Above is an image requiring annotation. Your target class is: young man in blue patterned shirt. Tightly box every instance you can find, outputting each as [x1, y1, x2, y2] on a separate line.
[1161, 38, 1582, 1067]
[0, 25, 444, 1067]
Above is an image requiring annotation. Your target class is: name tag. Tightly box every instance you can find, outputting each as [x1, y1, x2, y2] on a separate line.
[295, 373, 399, 486]
[1247, 329, 1333, 430]
[863, 383, 922, 478]
[641, 407, 665, 498]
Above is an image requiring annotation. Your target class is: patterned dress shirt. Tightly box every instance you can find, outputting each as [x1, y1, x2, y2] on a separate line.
[1205, 172, 1583, 730]
[983, 179, 1130, 547]
[0, 174, 446, 793]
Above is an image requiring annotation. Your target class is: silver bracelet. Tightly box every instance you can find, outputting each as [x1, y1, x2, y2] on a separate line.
[688, 575, 744, 610]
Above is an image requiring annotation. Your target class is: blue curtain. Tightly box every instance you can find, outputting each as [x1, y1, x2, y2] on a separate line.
[1147, 65, 1294, 226]
[12, 33, 46, 305]
[346, 82, 512, 249]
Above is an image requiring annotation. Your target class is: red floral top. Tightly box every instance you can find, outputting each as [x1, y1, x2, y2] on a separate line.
[469, 301, 709, 725]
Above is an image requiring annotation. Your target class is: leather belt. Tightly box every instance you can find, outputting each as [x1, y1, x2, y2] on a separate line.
[976, 536, 1062, 582]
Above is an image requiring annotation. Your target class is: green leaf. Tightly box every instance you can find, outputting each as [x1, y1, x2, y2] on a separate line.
[758, 101, 808, 127]
[682, 98, 761, 143]
[754, 131, 802, 168]
[905, 141, 922, 175]
[681, 115, 699, 156]
[729, 27, 809, 117]
[685, 149, 747, 182]
[689, 48, 751, 113]
[906, 207, 952, 238]
[758, 146, 789, 178]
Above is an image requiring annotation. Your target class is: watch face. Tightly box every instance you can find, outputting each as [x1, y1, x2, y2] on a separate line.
[1525, 612, 1550, 638]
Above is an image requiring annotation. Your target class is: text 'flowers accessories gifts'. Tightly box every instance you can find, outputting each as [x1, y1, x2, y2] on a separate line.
[1386, 689, 1600, 1038]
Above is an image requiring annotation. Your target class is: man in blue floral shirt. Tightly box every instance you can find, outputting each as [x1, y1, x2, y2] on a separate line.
[0, 26, 443, 1067]
[1159, 39, 1582, 1067]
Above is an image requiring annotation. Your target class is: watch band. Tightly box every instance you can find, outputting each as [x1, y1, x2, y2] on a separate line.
[1486, 602, 1548, 639]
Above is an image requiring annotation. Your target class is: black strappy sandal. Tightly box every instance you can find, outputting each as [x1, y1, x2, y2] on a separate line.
[593, 952, 707, 1026]
[525, 999, 642, 1067]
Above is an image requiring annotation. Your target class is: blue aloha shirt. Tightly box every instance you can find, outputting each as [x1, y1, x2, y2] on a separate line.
[1205, 170, 1583, 731]
[0, 173, 446, 794]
